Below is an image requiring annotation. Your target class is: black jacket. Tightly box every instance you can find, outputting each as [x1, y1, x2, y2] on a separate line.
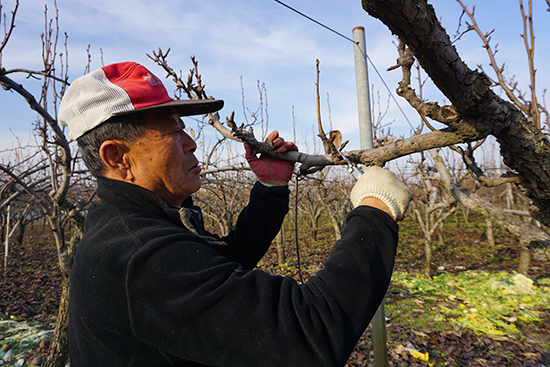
[69, 177, 398, 367]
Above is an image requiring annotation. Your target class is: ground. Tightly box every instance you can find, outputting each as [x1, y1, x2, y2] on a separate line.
[1, 212, 549, 366]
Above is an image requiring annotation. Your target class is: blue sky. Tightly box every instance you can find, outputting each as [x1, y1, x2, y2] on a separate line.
[1, 0, 549, 159]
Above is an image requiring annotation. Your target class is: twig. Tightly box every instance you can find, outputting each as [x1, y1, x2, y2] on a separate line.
[389, 39, 462, 130]
[0, 164, 51, 215]
[200, 165, 251, 176]
[519, 0, 540, 128]
[314, 60, 342, 160]
[316, 60, 325, 139]
[0, 0, 18, 57]
[448, 144, 522, 187]
[456, 0, 531, 118]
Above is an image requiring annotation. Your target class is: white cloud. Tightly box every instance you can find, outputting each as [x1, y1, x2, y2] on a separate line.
[2, 0, 550, 153]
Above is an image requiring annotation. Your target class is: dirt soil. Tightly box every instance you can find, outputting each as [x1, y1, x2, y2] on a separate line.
[1, 215, 550, 366]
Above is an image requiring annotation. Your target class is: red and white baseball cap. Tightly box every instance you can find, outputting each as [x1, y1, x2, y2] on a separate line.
[59, 62, 224, 140]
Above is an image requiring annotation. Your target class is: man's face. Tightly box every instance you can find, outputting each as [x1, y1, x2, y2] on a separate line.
[126, 107, 201, 206]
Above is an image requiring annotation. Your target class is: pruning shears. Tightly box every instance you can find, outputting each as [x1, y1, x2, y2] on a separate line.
[334, 147, 363, 180]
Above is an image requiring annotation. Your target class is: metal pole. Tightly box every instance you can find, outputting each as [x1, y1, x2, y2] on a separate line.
[353, 26, 388, 367]
[353, 26, 373, 150]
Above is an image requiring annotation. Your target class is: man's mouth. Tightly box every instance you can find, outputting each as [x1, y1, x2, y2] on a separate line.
[190, 162, 202, 173]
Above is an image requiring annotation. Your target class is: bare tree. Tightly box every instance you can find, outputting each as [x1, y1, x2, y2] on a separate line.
[195, 172, 253, 236]
[314, 171, 353, 241]
[359, 0, 550, 229]
[408, 151, 458, 278]
[297, 178, 324, 241]
[0, 2, 94, 365]
[427, 147, 550, 275]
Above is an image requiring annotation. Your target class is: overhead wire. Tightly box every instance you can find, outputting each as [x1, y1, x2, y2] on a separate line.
[273, 0, 355, 43]
[274, 1, 418, 282]
[273, 0, 416, 131]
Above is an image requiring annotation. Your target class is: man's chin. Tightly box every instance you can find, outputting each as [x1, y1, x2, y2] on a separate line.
[187, 179, 202, 196]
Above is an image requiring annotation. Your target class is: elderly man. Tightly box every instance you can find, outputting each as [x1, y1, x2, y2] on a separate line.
[60, 61, 411, 367]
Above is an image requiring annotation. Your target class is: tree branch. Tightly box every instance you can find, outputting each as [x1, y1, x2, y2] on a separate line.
[448, 144, 522, 187]
[2, 67, 69, 84]
[0, 0, 18, 57]
[361, 0, 550, 226]
[427, 148, 550, 248]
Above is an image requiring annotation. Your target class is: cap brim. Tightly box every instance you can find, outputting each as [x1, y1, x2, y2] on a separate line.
[114, 99, 224, 117]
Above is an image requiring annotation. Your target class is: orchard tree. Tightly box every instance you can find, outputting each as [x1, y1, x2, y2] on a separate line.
[358, 0, 550, 228]
[314, 171, 353, 241]
[297, 178, 324, 240]
[195, 171, 253, 236]
[427, 147, 550, 275]
[408, 151, 458, 278]
[0, 2, 94, 366]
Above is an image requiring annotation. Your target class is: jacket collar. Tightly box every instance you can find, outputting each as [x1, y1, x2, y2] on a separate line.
[95, 177, 211, 239]
[95, 177, 188, 222]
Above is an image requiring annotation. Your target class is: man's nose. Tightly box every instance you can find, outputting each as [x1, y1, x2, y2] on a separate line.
[182, 131, 197, 154]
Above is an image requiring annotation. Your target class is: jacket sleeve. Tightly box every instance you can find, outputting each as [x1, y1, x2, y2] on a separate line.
[126, 205, 398, 367]
[216, 181, 290, 269]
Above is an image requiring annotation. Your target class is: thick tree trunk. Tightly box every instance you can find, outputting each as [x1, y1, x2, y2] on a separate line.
[518, 244, 531, 276]
[218, 221, 230, 237]
[1, 217, 5, 245]
[43, 217, 83, 367]
[331, 220, 342, 241]
[453, 208, 459, 226]
[15, 221, 25, 246]
[485, 217, 495, 247]
[42, 275, 70, 367]
[310, 217, 318, 241]
[423, 235, 433, 279]
[504, 183, 515, 210]
[361, 0, 550, 227]
[462, 207, 470, 225]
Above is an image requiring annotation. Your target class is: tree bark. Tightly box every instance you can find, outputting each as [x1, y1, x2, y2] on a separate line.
[485, 217, 495, 247]
[462, 207, 470, 225]
[42, 276, 70, 367]
[423, 235, 433, 279]
[361, 0, 550, 227]
[15, 221, 25, 246]
[276, 227, 286, 267]
[310, 216, 319, 241]
[43, 218, 83, 367]
[331, 217, 343, 241]
[518, 243, 531, 276]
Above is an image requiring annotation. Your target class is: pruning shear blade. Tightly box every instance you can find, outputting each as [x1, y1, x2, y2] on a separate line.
[334, 147, 363, 180]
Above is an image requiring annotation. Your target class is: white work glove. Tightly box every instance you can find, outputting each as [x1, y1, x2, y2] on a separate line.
[350, 166, 412, 221]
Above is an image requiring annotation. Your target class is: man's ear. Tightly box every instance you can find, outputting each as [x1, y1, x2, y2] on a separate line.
[99, 140, 134, 181]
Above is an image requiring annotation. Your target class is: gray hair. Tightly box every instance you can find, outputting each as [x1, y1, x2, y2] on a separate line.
[77, 113, 146, 177]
